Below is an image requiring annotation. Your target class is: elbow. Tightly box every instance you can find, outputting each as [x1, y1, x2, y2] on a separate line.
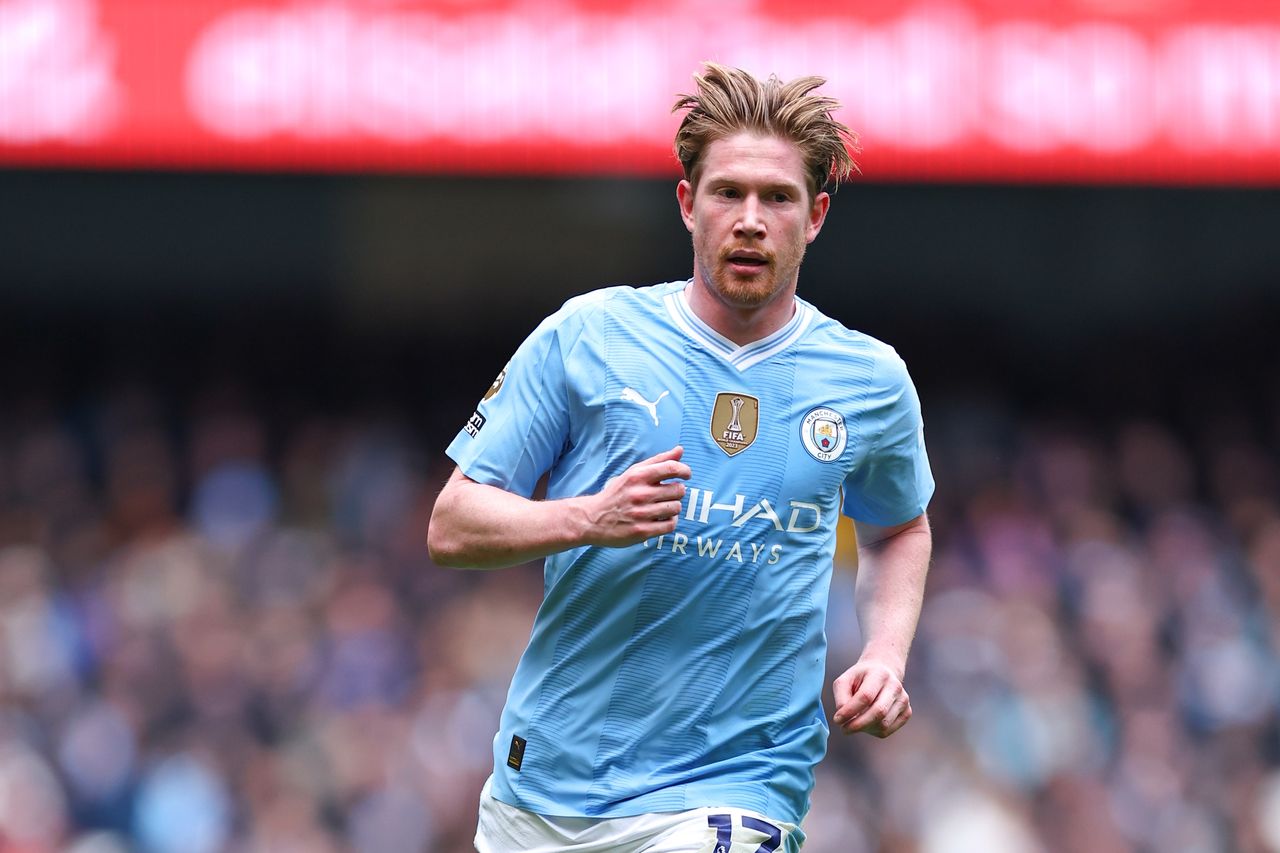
[426, 525, 448, 566]
[428, 508, 495, 570]
[428, 531, 471, 569]
[427, 526, 468, 568]
[428, 475, 501, 569]
[427, 505, 469, 568]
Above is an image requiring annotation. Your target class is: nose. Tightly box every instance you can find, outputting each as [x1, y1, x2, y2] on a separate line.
[733, 194, 766, 240]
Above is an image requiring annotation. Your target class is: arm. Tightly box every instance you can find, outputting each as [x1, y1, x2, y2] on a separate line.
[831, 511, 932, 737]
[427, 446, 692, 569]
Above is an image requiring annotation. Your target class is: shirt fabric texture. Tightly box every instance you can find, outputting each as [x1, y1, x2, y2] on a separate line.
[446, 280, 934, 827]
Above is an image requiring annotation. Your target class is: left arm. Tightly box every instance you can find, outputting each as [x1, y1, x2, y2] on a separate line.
[831, 511, 932, 737]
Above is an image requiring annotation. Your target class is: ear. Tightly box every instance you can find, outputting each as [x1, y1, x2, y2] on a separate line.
[805, 191, 831, 243]
[676, 179, 696, 233]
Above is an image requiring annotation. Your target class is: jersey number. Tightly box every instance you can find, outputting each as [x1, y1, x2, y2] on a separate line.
[707, 813, 782, 853]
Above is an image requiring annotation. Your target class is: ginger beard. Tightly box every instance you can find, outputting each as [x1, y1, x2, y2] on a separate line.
[692, 231, 807, 311]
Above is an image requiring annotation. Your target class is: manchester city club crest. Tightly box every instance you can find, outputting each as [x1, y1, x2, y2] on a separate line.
[801, 406, 847, 462]
[710, 392, 759, 456]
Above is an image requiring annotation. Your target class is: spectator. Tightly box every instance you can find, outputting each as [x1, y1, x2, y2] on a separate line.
[0, 386, 1277, 851]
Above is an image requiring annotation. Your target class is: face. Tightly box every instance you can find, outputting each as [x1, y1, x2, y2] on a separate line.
[677, 132, 830, 312]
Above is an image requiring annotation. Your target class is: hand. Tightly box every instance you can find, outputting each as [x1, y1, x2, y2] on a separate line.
[580, 446, 692, 547]
[831, 659, 912, 738]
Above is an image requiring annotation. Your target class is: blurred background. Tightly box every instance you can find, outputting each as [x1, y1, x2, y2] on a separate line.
[2, 1, 1280, 851]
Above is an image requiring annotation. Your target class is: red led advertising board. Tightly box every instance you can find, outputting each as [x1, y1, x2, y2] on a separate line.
[2, 0, 1278, 183]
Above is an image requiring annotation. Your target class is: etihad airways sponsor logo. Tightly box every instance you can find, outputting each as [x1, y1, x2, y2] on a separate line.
[640, 487, 825, 564]
[682, 487, 821, 533]
[640, 484, 829, 563]
[643, 532, 783, 565]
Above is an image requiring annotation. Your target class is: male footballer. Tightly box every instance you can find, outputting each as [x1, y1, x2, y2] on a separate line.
[429, 62, 934, 853]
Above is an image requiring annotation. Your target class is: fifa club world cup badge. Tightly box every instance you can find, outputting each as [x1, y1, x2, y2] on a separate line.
[801, 406, 847, 462]
[710, 392, 759, 456]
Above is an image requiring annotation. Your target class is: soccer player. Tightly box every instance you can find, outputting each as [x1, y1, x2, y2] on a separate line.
[428, 62, 934, 853]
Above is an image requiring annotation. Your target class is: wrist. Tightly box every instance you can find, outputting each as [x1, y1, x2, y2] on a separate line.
[856, 648, 907, 681]
[558, 493, 600, 547]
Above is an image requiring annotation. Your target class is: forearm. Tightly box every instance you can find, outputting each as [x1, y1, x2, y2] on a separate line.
[428, 451, 690, 570]
[853, 518, 932, 678]
[428, 470, 591, 569]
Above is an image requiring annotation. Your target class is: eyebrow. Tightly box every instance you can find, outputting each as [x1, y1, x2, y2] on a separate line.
[700, 173, 806, 195]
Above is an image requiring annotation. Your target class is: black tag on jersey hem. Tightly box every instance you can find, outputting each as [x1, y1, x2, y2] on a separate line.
[507, 734, 527, 771]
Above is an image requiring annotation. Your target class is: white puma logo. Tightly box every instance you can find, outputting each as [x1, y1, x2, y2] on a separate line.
[620, 387, 670, 426]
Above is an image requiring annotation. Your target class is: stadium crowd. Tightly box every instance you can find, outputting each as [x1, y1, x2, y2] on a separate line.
[0, 381, 1278, 852]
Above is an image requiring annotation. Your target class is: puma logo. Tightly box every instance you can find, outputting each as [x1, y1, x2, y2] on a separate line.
[620, 387, 670, 426]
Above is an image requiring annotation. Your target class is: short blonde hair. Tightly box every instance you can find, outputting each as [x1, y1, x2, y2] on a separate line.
[672, 62, 860, 197]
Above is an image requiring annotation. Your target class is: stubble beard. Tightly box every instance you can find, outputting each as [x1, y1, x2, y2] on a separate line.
[696, 241, 806, 310]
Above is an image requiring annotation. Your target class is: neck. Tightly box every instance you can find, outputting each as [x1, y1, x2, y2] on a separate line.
[685, 273, 798, 346]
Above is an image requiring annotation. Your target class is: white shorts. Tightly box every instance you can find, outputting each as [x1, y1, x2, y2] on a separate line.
[475, 777, 802, 853]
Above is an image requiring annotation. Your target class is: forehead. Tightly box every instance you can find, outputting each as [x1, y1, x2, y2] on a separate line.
[696, 131, 809, 191]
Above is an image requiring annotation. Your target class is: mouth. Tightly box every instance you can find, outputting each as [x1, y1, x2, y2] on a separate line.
[725, 250, 770, 272]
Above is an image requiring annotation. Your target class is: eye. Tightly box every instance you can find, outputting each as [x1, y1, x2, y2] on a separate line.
[715, 186, 740, 199]
[770, 191, 794, 203]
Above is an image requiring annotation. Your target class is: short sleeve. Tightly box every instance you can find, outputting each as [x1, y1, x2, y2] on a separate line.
[841, 353, 935, 526]
[445, 307, 576, 498]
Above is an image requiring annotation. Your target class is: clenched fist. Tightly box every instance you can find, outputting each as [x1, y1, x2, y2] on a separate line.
[581, 446, 692, 547]
[831, 660, 912, 738]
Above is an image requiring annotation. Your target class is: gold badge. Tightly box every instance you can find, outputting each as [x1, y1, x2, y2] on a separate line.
[482, 364, 508, 401]
[710, 392, 759, 456]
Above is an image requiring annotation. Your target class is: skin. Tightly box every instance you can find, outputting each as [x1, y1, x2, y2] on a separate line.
[677, 131, 831, 346]
[427, 447, 691, 569]
[428, 131, 931, 739]
[834, 513, 932, 737]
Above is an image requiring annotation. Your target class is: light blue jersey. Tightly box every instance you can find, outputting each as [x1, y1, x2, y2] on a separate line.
[446, 280, 933, 828]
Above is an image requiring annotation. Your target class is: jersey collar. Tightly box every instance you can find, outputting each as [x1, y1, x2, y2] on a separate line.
[663, 280, 813, 372]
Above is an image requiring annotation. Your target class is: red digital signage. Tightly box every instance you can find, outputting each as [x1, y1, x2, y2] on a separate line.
[2, 0, 1278, 183]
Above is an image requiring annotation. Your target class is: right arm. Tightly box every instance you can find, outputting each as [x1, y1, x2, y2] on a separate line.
[428, 446, 692, 569]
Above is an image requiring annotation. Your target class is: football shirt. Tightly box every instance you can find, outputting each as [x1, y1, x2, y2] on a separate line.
[447, 280, 933, 825]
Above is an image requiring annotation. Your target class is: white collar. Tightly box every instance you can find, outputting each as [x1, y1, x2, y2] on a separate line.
[663, 281, 813, 372]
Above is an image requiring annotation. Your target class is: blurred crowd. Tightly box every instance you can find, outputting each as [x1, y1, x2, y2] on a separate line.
[0, 382, 1278, 853]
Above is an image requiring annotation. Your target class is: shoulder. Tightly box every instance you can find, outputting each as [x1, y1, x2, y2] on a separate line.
[537, 282, 683, 348]
[799, 301, 911, 384]
[548, 281, 678, 325]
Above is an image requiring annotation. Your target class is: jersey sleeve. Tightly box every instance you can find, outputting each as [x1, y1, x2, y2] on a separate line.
[841, 351, 935, 526]
[445, 304, 580, 498]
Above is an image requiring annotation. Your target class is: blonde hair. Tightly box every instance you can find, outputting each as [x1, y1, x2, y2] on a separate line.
[672, 62, 860, 196]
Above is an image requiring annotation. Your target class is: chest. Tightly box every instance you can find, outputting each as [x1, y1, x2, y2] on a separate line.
[562, 325, 867, 511]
